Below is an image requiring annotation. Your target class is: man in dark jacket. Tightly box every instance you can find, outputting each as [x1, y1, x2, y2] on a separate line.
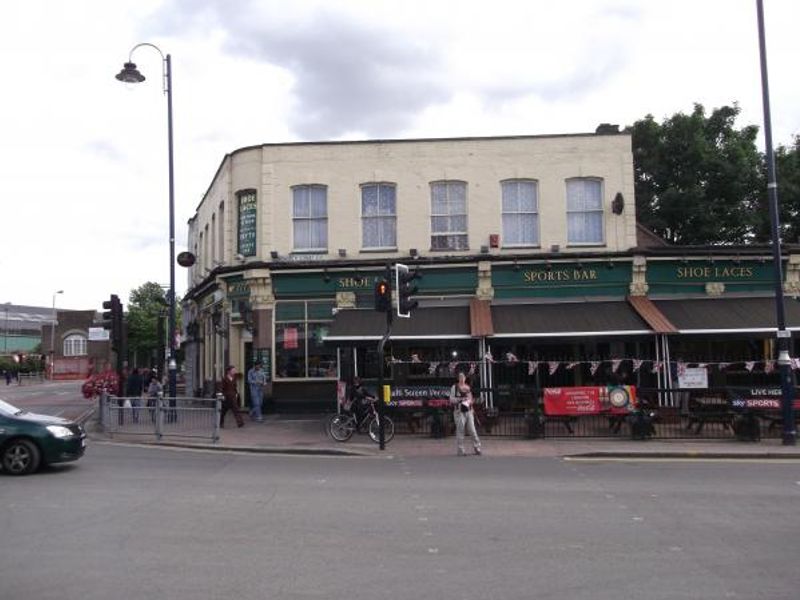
[220, 365, 244, 428]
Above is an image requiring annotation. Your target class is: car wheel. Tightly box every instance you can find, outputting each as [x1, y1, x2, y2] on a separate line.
[2, 439, 41, 475]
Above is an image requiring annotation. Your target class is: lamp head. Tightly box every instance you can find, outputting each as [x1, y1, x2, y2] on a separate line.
[115, 62, 145, 84]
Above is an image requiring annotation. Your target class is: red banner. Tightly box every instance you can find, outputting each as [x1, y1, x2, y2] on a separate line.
[543, 386, 637, 416]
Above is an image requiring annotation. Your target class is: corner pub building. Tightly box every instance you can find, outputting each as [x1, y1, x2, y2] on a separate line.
[182, 131, 800, 435]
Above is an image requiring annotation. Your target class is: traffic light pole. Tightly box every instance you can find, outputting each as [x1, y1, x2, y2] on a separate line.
[376, 264, 393, 450]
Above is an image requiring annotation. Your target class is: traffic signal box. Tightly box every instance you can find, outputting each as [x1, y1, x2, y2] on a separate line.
[102, 294, 124, 352]
[395, 262, 420, 318]
[374, 278, 392, 313]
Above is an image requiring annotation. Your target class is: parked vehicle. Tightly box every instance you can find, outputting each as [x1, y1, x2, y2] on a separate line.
[0, 398, 87, 475]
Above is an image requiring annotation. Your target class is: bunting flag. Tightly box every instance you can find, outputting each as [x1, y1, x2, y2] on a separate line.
[369, 355, 790, 374]
[448, 361, 459, 374]
[651, 361, 663, 373]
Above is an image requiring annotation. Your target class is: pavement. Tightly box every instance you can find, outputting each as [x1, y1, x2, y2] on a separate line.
[87, 412, 800, 459]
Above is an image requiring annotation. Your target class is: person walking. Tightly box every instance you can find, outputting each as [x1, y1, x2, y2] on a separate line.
[125, 367, 144, 424]
[146, 373, 163, 423]
[450, 372, 481, 456]
[220, 365, 244, 428]
[247, 361, 267, 423]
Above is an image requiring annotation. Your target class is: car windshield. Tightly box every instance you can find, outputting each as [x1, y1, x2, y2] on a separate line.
[0, 398, 23, 416]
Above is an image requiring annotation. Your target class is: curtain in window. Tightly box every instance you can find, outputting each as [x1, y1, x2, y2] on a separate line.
[566, 179, 603, 244]
[502, 180, 539, 246]
[63, 334, 87, 357]
[431, 182, 468, 250]
[362, 184, 397, 248]
[293, 186, 328, 250]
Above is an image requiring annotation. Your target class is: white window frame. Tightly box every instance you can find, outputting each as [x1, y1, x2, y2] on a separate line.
[361, 183, 397, 250]
[501, 179, 540, 247]
[566, 177, 605, 245]
[63, 334, 87, 357]
[430, 180, 468, 251]
[292, 185, 328, 252]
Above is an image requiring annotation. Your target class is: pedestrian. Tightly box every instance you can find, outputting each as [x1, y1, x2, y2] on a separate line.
[146, 373, 163, 423]
[450, 372, 481, 456]
[125, 368, 144, 424]
[4, 370, 11, 385]
[220, 365, 244, 428]
[247, 361, 267, 423]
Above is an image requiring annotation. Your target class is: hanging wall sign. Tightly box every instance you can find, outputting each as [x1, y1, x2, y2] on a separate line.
[237, 189, 257, 257]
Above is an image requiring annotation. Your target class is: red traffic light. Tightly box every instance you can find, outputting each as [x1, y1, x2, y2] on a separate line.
[374, 279, 391, 312]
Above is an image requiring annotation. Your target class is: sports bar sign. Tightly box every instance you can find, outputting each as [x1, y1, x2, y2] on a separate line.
[543, 386, 637, 416]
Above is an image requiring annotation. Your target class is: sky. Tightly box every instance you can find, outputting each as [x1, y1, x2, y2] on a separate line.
[1, 0, 799, 312]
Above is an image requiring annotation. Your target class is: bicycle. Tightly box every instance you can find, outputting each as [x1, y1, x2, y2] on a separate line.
[328, 396, 395, 444]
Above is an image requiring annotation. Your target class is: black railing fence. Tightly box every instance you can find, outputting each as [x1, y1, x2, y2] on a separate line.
[388, 386, 796, 440]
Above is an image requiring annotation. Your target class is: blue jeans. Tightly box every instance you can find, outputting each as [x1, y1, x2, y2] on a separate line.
[249, 385, 263, 421]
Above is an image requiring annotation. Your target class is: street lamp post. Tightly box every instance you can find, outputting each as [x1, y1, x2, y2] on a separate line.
[756, 0, 796, 445]
[3, 302, 11, 355]
[116, 44, 178, 400]
[50, 290, 63, 378]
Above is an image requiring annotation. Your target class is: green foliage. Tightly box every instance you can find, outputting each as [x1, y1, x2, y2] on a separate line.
[630, 103, 764, 245]
[126, 282, 182, 364]
[773, 136, 800, 244]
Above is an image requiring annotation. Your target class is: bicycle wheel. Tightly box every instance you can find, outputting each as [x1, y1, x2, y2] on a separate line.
[328, 414, 356, 442]
[368, 415, 395, 444]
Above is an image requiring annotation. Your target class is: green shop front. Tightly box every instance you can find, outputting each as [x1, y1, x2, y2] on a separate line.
[189, 250, 800, 415]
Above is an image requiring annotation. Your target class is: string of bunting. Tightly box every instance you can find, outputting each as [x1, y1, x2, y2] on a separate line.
[388, 353, 800, 375]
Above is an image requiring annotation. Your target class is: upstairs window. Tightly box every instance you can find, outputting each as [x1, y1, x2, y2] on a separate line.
[566, 178, 604, 244]
[361, 183, 397, 249]
[63, 334, 87, 357]
[502, 179, 539, 247]
[430, 181, 468, 250]
[293, 185, 328, 251]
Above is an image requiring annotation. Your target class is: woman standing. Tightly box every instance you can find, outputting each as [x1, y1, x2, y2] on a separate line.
[450, 372, 481, 456]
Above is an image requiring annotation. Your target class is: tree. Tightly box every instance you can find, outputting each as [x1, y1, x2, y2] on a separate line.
[771, 136, 800, 244]
[126, 282, 174, 368]
[630, 103, 764, 245]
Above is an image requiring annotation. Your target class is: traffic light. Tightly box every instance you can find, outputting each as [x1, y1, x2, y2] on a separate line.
[102, 294, 123, 351]
[395, 262, 420, 318]
[374, 278, 392, 313]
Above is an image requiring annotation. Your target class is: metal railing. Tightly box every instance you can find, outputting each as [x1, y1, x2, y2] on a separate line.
[388, 386, 796, 440]
[100, 394, 220, 443]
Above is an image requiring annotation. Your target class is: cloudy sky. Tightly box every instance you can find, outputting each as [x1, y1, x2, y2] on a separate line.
[2, 0, 799, 311]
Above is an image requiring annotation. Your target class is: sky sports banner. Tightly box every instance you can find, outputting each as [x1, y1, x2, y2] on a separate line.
[727, 387, 800, 411]
[543, 386, 637, 416]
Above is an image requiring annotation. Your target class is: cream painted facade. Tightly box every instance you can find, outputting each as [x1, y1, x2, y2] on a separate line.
[188, 133, 636, 286]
